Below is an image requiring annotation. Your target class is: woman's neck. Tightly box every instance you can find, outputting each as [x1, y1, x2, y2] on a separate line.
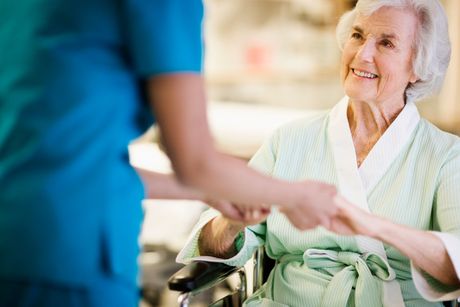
[347, 98, 405, 167]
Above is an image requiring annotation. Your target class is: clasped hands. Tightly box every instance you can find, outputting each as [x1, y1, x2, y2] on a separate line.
[209, 180, 379, 236]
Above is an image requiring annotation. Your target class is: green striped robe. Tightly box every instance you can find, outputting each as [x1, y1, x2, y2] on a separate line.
[177, 97, 460, 306]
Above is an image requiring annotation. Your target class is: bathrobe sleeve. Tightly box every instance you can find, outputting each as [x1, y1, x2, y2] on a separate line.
[412, 143, 460, 301]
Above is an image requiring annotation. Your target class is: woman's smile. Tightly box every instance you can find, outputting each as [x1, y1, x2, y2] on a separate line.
[351, 68, 378, 79]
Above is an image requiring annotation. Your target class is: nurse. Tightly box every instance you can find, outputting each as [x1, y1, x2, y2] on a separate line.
[178, 0, 460, 306]
[0, 0, 339, 306]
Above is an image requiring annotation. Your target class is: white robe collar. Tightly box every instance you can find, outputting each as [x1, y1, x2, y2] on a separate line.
[327, 96, 420, 307]
[329, 96, 420, 195]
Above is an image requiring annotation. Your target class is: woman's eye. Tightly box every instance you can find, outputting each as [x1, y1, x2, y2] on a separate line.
[381, 40, 394, 48]
[351, 32, 362, 40]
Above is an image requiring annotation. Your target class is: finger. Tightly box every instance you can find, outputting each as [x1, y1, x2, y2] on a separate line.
[329, 218, 347, 235]
[333, 195, 349, 207]
[245, 209, 261, 224]
[217, 203, 245, 221]
[261, 209, 271, 218]
[260, 204, 271, 215]
[288, 214, 317, 231]
[252, 209, 260, 221]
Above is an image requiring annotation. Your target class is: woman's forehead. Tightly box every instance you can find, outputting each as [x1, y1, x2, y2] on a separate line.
[353, 7, 418, 40]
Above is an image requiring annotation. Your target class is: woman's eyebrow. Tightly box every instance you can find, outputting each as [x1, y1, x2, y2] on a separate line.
[352, 25, 364, 34]
[380, 33, 399, 41]
[353, 25, 400, 42]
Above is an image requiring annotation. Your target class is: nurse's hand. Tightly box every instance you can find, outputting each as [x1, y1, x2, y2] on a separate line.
[279, 180, 339, 230]
[206, 199, 271, 225]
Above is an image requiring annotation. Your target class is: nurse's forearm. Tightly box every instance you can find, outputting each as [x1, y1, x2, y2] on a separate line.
[148, 74, 339, 230]
[148, 73, 290, 205]
[372, 218, 460, 286]
[134, 167, 204, 200]
[198, 216, 244, 258]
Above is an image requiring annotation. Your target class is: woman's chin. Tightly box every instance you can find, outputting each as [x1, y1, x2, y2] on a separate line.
[344, 91, 374, 103]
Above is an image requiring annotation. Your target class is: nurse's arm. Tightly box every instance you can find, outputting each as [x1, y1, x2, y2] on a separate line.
[134, 168, 254, 221]
[146, 73, 339, 231]
[146, 73, 284, 204]
[134, 167, 204, 200]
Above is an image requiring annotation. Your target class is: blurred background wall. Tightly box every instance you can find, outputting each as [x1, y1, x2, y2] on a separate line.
[203, 0, 460, 134]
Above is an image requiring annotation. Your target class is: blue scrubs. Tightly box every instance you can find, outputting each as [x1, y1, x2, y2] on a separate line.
[0, 0, 203, 305]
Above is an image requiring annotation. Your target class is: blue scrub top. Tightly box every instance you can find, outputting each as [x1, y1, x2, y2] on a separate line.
[0, 0, 203, 286]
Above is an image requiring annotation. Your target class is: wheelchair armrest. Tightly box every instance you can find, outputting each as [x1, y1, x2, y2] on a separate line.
[168, 261, 242, 294]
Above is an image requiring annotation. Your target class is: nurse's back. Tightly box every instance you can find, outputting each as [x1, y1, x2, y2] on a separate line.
[0, 0, 150, 287]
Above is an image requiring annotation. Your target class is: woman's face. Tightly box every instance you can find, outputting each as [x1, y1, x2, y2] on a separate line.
[340, 6, 418, 106]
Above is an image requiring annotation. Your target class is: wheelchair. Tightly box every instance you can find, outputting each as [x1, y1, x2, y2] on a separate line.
[166, 246, 459, 307]
[167, 246, 271, 307]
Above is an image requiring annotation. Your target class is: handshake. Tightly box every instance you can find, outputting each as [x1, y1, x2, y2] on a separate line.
[207, 179, 370, 235]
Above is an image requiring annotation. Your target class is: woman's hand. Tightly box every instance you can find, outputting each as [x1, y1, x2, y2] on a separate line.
[327, 195, 380, 236]
[198, 200, 270, 258]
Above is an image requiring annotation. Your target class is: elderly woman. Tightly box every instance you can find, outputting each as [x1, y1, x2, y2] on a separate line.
[177, 0, 460, 306]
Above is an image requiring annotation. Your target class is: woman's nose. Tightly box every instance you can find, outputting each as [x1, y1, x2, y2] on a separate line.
[356, 39, 375, 62]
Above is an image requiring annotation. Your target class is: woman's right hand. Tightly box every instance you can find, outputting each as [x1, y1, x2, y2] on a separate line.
[198, 199, 270, 258]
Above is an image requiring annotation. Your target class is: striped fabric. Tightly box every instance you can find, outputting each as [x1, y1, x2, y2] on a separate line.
[177, 100, 460, 307]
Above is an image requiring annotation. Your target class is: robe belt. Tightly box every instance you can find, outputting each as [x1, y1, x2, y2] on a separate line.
[278, 248, 397, 307]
